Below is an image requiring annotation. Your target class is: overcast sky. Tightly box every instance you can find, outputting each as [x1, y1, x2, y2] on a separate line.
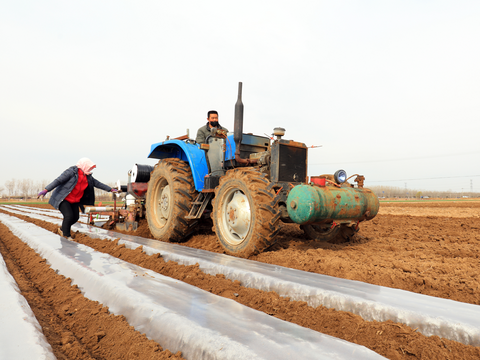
[1, 1, 479, 195]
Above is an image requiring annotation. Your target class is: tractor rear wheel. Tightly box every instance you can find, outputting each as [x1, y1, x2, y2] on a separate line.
[212, 169, 281, 258]
[146, 158, 197, 242]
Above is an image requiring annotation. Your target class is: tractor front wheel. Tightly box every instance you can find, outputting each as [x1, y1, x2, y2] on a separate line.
[146, 158, 197, 242]
[212, 169, 280, 258]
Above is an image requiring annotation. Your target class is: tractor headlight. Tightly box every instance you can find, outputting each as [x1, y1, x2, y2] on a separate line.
[334, 169, 347, 184]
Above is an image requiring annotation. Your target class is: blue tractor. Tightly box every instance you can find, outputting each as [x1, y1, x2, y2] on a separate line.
[127, 83, 379, 258]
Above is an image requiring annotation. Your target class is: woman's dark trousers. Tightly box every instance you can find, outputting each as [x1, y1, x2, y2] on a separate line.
[59, 200, 80, 237]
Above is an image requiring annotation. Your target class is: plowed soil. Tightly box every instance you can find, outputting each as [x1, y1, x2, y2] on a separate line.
[1, 200, 480, 360]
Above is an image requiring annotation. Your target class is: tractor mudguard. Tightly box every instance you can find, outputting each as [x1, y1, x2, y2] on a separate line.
[148, 140, 208, 192]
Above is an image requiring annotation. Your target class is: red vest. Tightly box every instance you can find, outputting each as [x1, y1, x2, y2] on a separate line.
[65, 169, 88, 203]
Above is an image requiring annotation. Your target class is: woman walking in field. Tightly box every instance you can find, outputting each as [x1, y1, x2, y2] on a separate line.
[38, 158, 117, 240]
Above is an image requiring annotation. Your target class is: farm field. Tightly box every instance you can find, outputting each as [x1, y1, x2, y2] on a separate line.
[1, 200, 479, 359]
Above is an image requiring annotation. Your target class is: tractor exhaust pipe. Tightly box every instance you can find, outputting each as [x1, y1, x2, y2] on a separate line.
[234, 82, 243, 153]
[234, 82, 257, 165]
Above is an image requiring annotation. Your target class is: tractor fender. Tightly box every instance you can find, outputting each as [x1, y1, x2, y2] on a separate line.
[148, 140, 208, 192]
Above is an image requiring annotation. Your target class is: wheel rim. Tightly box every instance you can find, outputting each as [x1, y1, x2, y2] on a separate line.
[220, 189, 251, 245]
[154, 179, 170, 227]
[160, 185, 171, 219]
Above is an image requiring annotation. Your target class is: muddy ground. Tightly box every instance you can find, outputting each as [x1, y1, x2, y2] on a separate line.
[1, 200, 479, 359]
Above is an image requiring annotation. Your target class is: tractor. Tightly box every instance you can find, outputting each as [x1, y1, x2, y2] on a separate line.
[121, 83, 379, 258]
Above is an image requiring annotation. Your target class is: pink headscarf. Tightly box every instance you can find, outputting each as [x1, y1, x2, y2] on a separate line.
[76, 158, 96, 175]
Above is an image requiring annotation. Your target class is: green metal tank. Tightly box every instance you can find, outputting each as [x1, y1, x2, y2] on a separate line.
[287, 184, 379, 225]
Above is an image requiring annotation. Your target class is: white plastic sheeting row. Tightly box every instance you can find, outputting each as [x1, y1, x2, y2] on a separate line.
[0, 212, 385, 360]
[6, 204, 108, 225]
[5, 205, 480, 346]
[0, 252, 56, 360]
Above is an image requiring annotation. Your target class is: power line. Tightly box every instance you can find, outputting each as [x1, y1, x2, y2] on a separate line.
[310, 150, 480, 165]
[369, 174, 480, 183]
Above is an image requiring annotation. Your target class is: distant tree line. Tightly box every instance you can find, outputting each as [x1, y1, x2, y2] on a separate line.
[1, 178, 479, 202]
[0, 178, 116, 201]
[369, 185, 480, 199]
